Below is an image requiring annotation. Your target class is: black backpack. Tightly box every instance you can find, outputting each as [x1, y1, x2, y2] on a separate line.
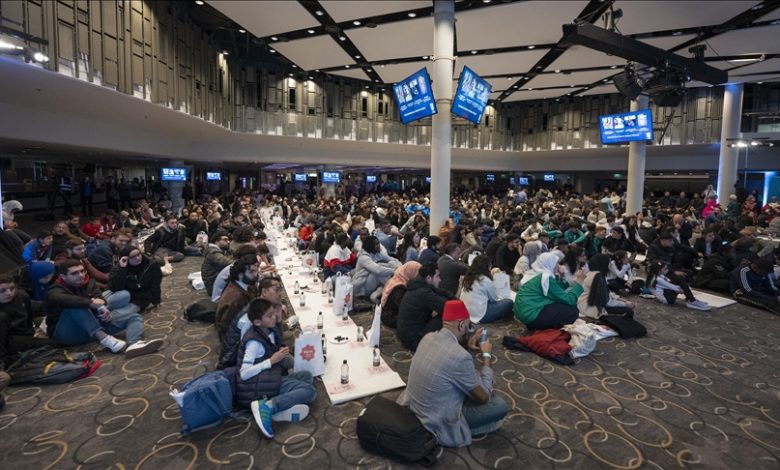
[600, 315, 647, 339]
[7, 345, 100, 385]
[184, 298, 217, 323]
[356, 396, 438, 467]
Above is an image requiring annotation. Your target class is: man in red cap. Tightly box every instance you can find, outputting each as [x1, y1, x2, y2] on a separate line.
[397, 300, 508, 448]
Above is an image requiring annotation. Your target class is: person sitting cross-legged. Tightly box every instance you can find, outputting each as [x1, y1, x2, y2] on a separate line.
[730, 257, 780, 314]
[238, 298, 317, 438]
[45, 259, 163, 356]
[398, 300, 508, 448]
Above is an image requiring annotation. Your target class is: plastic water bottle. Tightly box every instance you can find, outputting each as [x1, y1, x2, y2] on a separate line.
[299, 293, 306, 308]
[294, 280, 299, 294]
[342, 305, 349, 321]
[328, 289, 334, 304]
[321, 278, 328, 295]
[317, 311, 323, 329]
[321, 333, 327, 362]
[356, 326, 364, 342]
[372, 346, 381, 367]
[341, 360, 349, 384]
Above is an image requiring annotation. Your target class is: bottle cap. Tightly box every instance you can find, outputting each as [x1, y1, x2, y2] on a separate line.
[343, 359, 347, 364]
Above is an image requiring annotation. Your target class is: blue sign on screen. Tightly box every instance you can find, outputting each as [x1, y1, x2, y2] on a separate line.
[294, 174, 307, 182]
[452, 66, 492, 125]
[366, 175, 377, 183]
[518, 177, 530, 186]
[599, 109, 654, 144]
[322, 172, 341, 183]
[544, 174, 555, 182]
[161, 168, 187, 181]
[425, 177, 432, 183]
[205, 171, 221, 181]
[393, 68, 437, 125]
[486, 174, 495, 182]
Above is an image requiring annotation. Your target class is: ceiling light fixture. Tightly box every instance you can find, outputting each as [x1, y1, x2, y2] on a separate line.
[271, 36, 278, 41]
[422, 56, 429, 60]
[408, 12, 417, 18]
[238, 28, 246, 34]
[309, 76, 314, 80]
[482, 0, 492, 3]
[315, 10, 324, 16]
[307, 29, 315, 34]
[221, 50, 229, 55]
[289, 73, 294, 77]
[195, 0, 204, 5]
[355, 55, 361, 59]
[610, 65, 617, 69]
[339, 36, 346, 41]
[672, 31, 682, 36]
[471, 50, 478, 55]
[345, 65, 350, 68]
[554, 69, 561, 73]
[353, 20, 361, 26]
[367, 68, 373, 72]
[506, 76, 513, 80]
[380, 64, 385, 68]
[0, 40, 23, 50]
[269, 49, 276, 53]
[292, 64, 297, 68]
[527, 45, 535, 49]
[32, 51, 49, 62]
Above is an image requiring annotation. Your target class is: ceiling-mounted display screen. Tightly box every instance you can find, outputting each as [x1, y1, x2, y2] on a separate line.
[161, 168, 187, 182]
[322, 171, 341, 183]
[599, 109, 654, 144]
[544, 174, 556, 182]
[392, 68, 437, 125]
[294, 174, 307, 182]
[486, 174, 495, 182]
[205, 171, 221, 181]
[452, 66, 492, 125]
[518, 177, 530, 186]
[366, 175, 377, 183]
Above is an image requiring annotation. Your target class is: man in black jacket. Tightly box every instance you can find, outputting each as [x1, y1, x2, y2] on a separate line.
[45, 259, 161, 357]
[692, 244, 736, 293]
[397, 263, 451, 350]
[730, 257, 780, 314]
[183, 211, 208, 245]
[107, 245, 162, 312]
[201, 229, 233, 296]
[437, 243, 469, 296]
[0, 274, 58, 367]
[88, 228, 133, 276]
[144, 215, 199, 263]
[494, 234, 522, 275]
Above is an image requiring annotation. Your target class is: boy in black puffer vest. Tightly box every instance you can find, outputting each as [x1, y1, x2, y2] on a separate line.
[237, 299, 316, 438]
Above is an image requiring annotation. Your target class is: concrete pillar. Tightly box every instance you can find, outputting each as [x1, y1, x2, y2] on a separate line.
[429, 0, 455, 236]
[717, 83, 744, 207]
[625, 95, 649, 217]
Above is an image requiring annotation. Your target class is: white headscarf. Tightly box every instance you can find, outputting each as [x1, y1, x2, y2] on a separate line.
[519, 252, 560, 296]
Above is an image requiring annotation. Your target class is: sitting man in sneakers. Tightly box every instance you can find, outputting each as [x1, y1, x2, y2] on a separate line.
[730, 257, 780, 314]
[0, 273, 59, 367]
[236, 298, 316, 438]
[45, 259, 162, 357]
[398, 300, 508, 448]
[106, 245, 162, 313]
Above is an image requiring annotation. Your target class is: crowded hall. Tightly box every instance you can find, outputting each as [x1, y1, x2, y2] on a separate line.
[2, 0, 780, 468]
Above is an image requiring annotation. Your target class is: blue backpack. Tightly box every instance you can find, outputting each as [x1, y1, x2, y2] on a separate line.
[174, 367, 238, 435]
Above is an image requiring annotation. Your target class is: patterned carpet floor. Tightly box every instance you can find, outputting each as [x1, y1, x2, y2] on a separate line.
[1, 255, 779, 469]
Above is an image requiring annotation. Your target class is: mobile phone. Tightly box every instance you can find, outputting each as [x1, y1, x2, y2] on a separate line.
[481, 328, 488, 343]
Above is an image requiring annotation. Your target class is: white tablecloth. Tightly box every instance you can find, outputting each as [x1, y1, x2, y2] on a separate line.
[274, 233, 406, 405]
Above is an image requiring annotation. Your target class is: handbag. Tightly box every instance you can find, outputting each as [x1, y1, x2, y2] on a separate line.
[599, 315, 647, 339]
[562, 322, 597, 359]
[293, 327, 326, 377]
[333, 273, 354, 315]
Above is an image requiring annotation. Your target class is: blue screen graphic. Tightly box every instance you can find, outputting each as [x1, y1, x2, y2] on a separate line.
[518, 177, 530, 186]
[599, 109, 654, 144]
[322, 172, 341, 183]
[161, 168, 187, 181]
[393, 68, 437, 125]
[544, 174, 555, 182]
[452, 66, 492, 124]
[294, 174, 307, 182]
[366, 175, 377, 183]
[486, 174, 495, 182]
[205, 171, 221, 181]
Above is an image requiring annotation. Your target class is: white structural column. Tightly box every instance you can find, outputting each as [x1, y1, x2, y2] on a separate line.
[429, 0, 455, 235]
[717, 83, 744, 206]
[625, 95, 649, 216]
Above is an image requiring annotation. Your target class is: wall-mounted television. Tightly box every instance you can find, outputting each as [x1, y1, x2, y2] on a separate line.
[205, 171, 221, 181]
[294, 173, 307, 182]
[392, 68, 437, 125]
[322, 171, 341, 184]
[366, 175, 377, 183]
[599, 109, 653, 144]
[425, 176, 432, 183]
[161, 167, 187, 182]
[544, 174, 556, 182]
[486, 174, 495, 182]
[452, 66, 492, 125]
[518, 177, 530, 186]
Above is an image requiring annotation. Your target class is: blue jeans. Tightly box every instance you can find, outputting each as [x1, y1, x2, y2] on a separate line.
[272, 371, 317, 413]
[479, 299, 514, 324]
[462, 394, 509, 435]
[53, 295, 144, 346]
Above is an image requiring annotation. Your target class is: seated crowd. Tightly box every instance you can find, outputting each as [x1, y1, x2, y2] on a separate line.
[1, 182, 779, 452]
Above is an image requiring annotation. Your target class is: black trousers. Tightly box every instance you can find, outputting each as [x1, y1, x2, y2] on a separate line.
[527, 303, 579, 330]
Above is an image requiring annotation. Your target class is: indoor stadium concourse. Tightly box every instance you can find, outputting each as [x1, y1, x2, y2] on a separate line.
[1, 0, 780, 468]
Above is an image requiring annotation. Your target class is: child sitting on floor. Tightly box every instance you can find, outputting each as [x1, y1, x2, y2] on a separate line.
[235, 298, 317, 438]
[646, 261, 711, 311]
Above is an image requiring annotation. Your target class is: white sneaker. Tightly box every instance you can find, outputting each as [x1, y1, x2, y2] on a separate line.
[686, 299, 711, 311]
[272, 404, 309, 423]
[125, 339, 163, 358]
[100, 335, 126, 353]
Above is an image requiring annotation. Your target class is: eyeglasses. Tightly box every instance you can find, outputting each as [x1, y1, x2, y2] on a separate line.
[129, 252, 143, 258]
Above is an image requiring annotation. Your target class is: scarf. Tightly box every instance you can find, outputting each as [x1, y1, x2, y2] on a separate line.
[380, 261, 421, 307]
[520, 252, 560, 296]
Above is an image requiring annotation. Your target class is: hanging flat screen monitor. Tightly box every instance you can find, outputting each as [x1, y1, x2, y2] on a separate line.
[518, 177, 530, 186]
[452, 66, 492, 124]
[205, 171, 221, 181]
[322, 171, 341, 184]
[392, 68, 437, 125]
[544, 174, 556, 182]
[599, 109, 654, 144]
[486, 174, 495, 182]
[294, 174, 307, 182]
[366, 175, 377, 183]
[425, 177, 432, 183]
[161, 167, 187, 181]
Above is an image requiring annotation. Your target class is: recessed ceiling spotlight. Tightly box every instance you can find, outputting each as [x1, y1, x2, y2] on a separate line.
[554, 69, 561, 73]
[758, 81, 764, 84]
[528, 87, 534, 90]
[315, 69, 320, 72]
[292, 64, 297, 68]
[506, 76, 513, 80]
[380, 64, 385, 68]
[471, 50, 478, 55]
[269, 49, 276, 53]
[353, 20, 361, 26]
[195, 0, 204, 5]
[513, 85, 518, 88]
[271, 36, 278, 41]
[289, 73, 294, 77]
[315, 10, 324, 16]
[355, 55, 361, 59]
[339, 36, 346, 41]
[238, 28, 246, 34]
[422, 56, 429, 60]
[528, 45, 535, 49]
[672, 31, 682, 36]
[365, 85, 370, 89]
[482, 0, 492, 3]
[345, 65, 350, 68]
[307, 29, 315, 34]
[570, 84, 575, 87]
[375, 80, 380, 82]
[309, 76, 314, 80]
[535, 65, 543, 69]
[408, 12, 417, 18]
[367, 68, 373, 72]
